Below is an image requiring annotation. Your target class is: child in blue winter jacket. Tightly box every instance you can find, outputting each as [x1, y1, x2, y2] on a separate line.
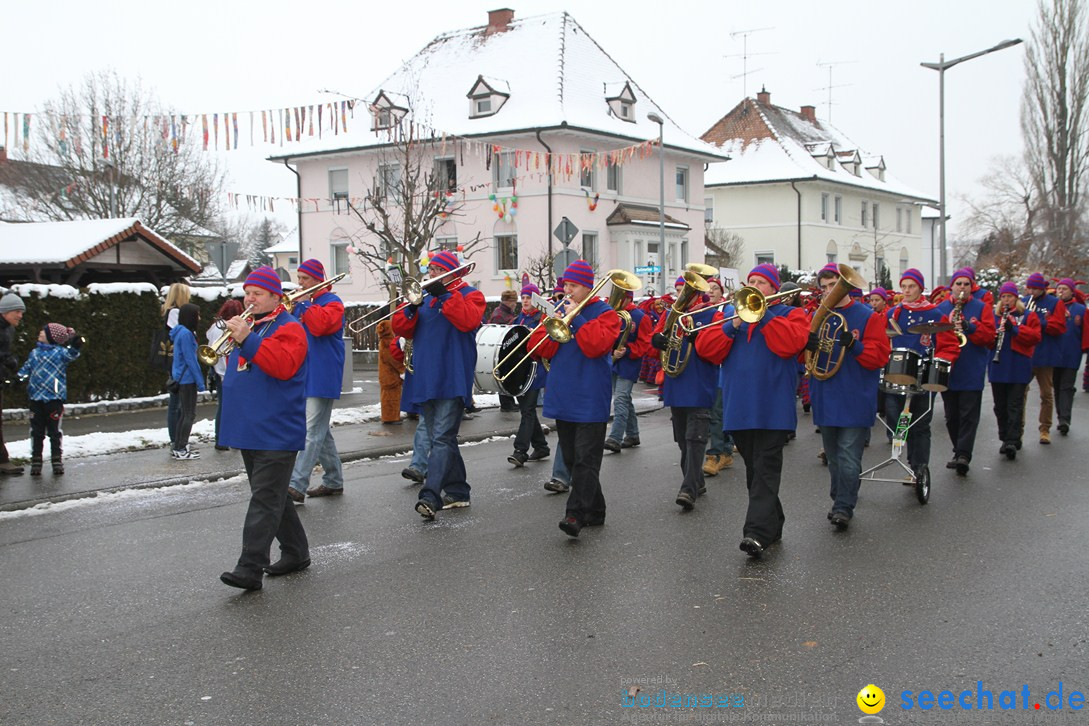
[18, 322, 83, 476]
[170, 303, 205, 459]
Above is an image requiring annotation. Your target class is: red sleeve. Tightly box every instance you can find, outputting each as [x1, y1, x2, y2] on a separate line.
[1046, 300, 1067, 336]
[1016, 314, 1042, 346]
[574, 306, 621, 359]
[967, 303, 996, 347]
[390, 303, 418, 338]
[855, 312, 892, 370]
[932, 313, 961, 362]
[248, 320, 308, 381]
[694, 311, 730, 365]
[762, 307, 810, 358]
[1082, 310, 1089, 352]
[442, 289, 487, 332]
[626, 313, 654, 360]
[527, 322, 559, 360]
[300, 298, 345, 336]
[388, 338, 405, 364]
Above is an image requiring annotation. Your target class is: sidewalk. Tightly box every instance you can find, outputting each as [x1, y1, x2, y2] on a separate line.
[0, 390, 665, 512]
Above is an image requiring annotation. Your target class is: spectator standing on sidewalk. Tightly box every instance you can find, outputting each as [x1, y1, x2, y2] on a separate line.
[169, 304, 205, 460]
[0, 292, 26, 476]
[159, 283, 191, 449]
[18, 323, 83, 476]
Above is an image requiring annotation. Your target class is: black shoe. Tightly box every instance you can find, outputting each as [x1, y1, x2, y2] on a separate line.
[603, 438, 622, 453]
[584, 514, 605, 527]
[954, 456, 970, 476]
[1001, 443, 1017, 460]
[621, 436, 641, 448]
[697, 484, 707, 496]
[527, 448, 550, 461]
[830, 511, 851, 530]
[220, 570, 263, 591]
[827, 509, 835, 520]
[500, 406, 519, 412]
[559, 516, 582, 537]
[287, 487, 305, 503]
[401, 466, 425, 484]
[507, 451, 528, 468]
[415, 500, 436, 520]
[30, 461, 42, 476]
[676, 491, 695, 510]
[803, 403, 811, 413]
[544, 478, 570, 493]
[264, 558, 311, 576]
[465, 405, 481, 414]
[214, 444, 231, 451]
[1059, 423, 1070, 436]
[52, 462, 64, 476]
[945, 458, 959, 469]
[739, 537, 764, 557]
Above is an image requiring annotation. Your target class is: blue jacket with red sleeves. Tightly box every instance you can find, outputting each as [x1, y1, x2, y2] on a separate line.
[515, 309, 547, 391]
[293, 290, 345, 399]
[936, 296, 996, 391]
[887, 301, 962, 364]
[529, 298, 620, 423]
[220, 307, 309, 451]
[613, 304, 652, 382]
[809, 300, 891, 428]
[695, 303, 809, 431]
[392, 279, 485, 405]
[1058, 300, 1085, 369]
[655, 304, 719, 408]
[989, 309, 1042, 384]
[1022, 293, 1067, 367]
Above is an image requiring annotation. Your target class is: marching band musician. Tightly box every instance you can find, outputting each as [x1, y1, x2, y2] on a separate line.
[218, 267, 310, 591]
[868, 288, 891, 316]
[807, 264, 890, 530]
[507, 284, 550, 468]
[1052, 278, 1084, 437]
[885, 269, 961, 487]
[1021, 272, 1066, 445]
[287, 259, 347, 502]
[989, 282, 1042, 460]
[935, 268, 996, 476]
[392, 251, 486, 520]
[694, 264, 809, 557]
[649, 277, 720, 511]
[606, 290, 652, 452]
[703, 277, 735, 476]
[527, 260, 620, 538]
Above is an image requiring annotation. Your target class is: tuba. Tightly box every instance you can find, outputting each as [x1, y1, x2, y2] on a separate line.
[804, 264, 867, 381]
[660, 270, 710, 377]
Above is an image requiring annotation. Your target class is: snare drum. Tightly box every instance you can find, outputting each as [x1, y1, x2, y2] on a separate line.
[474, 324, 538, 397]
[921, 357, 951, 392]
[884, 348, 923, 386]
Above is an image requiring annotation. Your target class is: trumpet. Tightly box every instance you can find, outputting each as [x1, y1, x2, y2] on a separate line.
[347, 261, 476, 334]
[679, 285, 801, 334]
[282, 272, 348, 314]
[198, 305, 255, 366]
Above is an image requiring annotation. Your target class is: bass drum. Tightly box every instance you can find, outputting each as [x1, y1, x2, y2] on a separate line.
[474, 324, 538, 397]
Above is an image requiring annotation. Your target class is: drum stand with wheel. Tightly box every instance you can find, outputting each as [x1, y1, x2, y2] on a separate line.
[860, 388, 932, 504]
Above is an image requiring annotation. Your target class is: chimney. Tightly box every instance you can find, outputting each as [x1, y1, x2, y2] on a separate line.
[800, 105, 816, 123]
[486, 8, 514, 35]
[756, 86, 770, 105]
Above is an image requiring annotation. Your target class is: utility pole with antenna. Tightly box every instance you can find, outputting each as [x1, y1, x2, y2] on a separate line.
[726, 27, 775, 98]
[815, 60, 856, 121]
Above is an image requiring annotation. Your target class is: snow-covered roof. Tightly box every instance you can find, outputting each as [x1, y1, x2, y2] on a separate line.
[273, 11, 723, 161]
[225, 259, 249, 280]
[702, 96, 935, 202]
[0, 217, 201, 271]
[265, 229, 299, 254]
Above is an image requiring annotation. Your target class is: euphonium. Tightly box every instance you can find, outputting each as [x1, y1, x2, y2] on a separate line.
[198, 304, 255, 366]
[609, 277, 635, 351]
[660, 270, 710, 377]
[804, 264, 868, 381]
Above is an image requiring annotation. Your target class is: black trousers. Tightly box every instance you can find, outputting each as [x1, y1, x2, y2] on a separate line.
[1053, 367, 1077, 427]
[671, 406, 710, 498]
[991, 382, 1027, 448]
[885, 392, 934, 469]
[731, 429, 789, 545]
[0, 389, 9, 463]
[235, 449, 309, 577]
[173, 383, 198, 451]
[513, 387, 548, 454]
[29, 399, 64, 462]
[556, 420, 606, 524]
[941, 389, 983, 461]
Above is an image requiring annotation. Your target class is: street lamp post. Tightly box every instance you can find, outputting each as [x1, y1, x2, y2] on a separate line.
[647, 113, 665, 295]
[921, 38, 1022, 284]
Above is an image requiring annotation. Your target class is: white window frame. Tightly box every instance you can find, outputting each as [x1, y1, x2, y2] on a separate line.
[434, 235, 458, 252]
[906, 209, 913, 234]
[579, 149, 597, 190]
[755, 251, 775, 266]
[607, 163, 622, 194]
[329, 168, 349, 203]
[434, 157, 457, 193]
[834, 195, 842, 225]
[495, 233, 518, 272]
[861, 200, 869, 229]
[330, 240, 351, 277]
[493, 151, 516, 189]
[675, 166, 689, 203]
[873, 203, 880, 230]
[378, 162, 401, 200]
[821, 192, 829, 222]
[474, 97, 492, 116]
[582, 232, 598, 268]
[704, 197, 714, 225]
[896, 207, 903, 233]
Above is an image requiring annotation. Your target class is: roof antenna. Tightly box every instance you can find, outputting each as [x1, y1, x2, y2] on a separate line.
[814, 60, 856, 122]
[726, 27, 775, 98]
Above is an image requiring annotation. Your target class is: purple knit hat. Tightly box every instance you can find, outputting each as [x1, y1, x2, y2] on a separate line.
[870, 287, 891, 301]
[1025, 272, 1047, 290]
[563, 260, 595, 289]
[900, 268, 925, 289]
[1057, 277, 1077, 290]
[748, 263, 781, 291]
[297, 258, 325, 281]
[553, 278, 564, 294]
[950, 267, 975, 285]
[674, 275, 686, 287]
[520, 283, 541, 296]
[817, 262, 840, 279]
[244, 266, 284, 297]
[430, 250, 461, 273]
[999, 282, 1019, 296]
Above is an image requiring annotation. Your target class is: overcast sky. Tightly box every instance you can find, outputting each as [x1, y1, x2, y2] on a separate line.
[2, 0, 1037, 236]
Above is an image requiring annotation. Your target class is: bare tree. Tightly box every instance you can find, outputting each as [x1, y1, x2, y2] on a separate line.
[1021, 0, 1089, 270]
[704, 227, 745, 269]
[345, 123, 483, 285]
[6, 71, 224, 249]
[521, 250, 561, 290]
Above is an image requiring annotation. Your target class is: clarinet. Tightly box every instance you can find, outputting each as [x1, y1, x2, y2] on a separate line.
[993, 304, 1007, 364]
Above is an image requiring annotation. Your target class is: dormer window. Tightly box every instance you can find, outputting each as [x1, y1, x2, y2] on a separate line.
[605, 81, 637, 124]
[865, 156, 887, 182]
[371, 90, 408, 131]
[467, 75, 510, 119]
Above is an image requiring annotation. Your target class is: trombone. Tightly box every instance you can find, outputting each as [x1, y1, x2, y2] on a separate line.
[679, 285, 801, 334]
[347, 261, 476, 334]
[493, 269, 643, 382]
[282, 271, 348, 314]
[198, 304, 255, 365]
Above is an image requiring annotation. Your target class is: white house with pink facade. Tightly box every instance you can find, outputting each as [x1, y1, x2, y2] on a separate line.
[273, 9, 724, 301]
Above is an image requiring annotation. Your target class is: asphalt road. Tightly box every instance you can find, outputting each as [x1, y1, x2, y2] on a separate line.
[2, 405, 1089, 725]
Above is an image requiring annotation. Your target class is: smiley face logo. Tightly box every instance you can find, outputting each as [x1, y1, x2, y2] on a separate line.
[857, 684, 885, 714]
